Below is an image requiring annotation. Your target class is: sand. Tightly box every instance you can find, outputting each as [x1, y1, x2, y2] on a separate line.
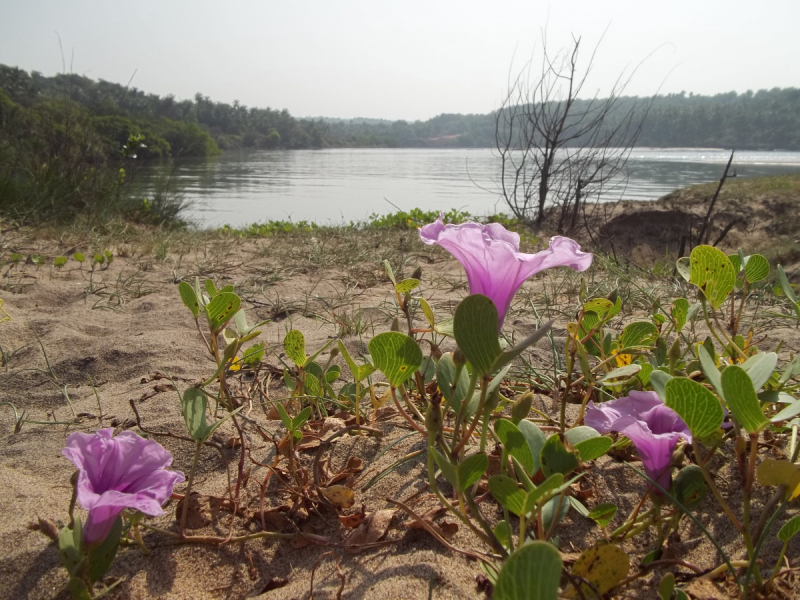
[1, 225, 798, 599]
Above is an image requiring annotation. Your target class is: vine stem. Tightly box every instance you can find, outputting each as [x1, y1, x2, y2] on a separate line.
[179, 442, 203, 536]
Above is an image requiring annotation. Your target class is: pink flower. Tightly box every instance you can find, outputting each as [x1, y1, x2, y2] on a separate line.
[63, 428, 185, 544]
[585, 391, 691, 494]
[419, 214, 592, 329]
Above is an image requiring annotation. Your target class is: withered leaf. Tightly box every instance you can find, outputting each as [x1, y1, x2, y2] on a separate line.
[345, 509, 396, 554]
[320, 485, 355, 509]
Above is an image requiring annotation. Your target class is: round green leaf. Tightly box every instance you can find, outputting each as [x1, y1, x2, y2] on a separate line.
[495, 419, 536, 476]
[672, 464, 707, 508]
[688, 245, 736, 310]
[721, 365, 769, 433]
[743, 254, 770, 283]
[453, 294, 502, 376]
[283, 330, 307, 367]
[368, 332, 422, 387]
[494, 541, 563, 600]
[488, 475, 527, 516]
[777, 515, 800, 543]
[665, 377, 724, 439]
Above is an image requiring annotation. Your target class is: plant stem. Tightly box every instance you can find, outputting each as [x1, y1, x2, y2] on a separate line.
[179, 442, 202, 536]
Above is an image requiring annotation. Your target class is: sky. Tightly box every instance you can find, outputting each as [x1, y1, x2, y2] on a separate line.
[1, 0, 797, 121]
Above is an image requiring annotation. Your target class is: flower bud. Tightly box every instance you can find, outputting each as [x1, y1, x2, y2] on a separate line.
[511, 391, 534, 424]
[425, 397, 443, 437]
[453, 348, 467, 367]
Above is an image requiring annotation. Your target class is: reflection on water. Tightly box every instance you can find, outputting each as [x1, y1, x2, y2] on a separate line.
[134, 148, 800, 227]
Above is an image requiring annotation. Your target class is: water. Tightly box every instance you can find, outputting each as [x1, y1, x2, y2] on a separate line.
[135, 148, 800, 227]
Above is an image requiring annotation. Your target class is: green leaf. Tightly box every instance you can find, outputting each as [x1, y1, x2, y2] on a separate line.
[92, 253, 104, 265]
[292, 406, 313, 430]
[456, 452, 489, 491]
[777, 515, 800, 543]
[540, 434, 579, 477]
[598, 364, 641, 386]
[494, 520, 512, 551]
[777, 264, 799, 303]
[72, 252, 85, 263]
[368, 332, 423, 387]
[53, 256, 68, 268]
[68, 577, 92, 600]
[433, 448, 459, 489]
[453, 294, 502, 376]
[433, 316, 454, 337]
[436, 353, 470, 413]
[542, 494, 570, 531]
[650, 370, 673, 402]
[205, 292, 241, 332]
[743, 254, 770, 283]
[665, 378, 724, 439]
[671, 298, 689, 332]
[518, 420, 547, 476]
[383, 259, 397, 285]
[275, 403, 293, 431]
[59, 525, 82, 573]
[283, 330, 307, 367]
[588, 503, 617, 528]
[493, 541, 563, 600]
[574, 437, 613, 462]
[491, 320, 555, 373]
[618, 321, 658, 350]
[659, 573, 676, 600]
[672, 465, 707, 508]
[564, 426, 599, 446]
[87, 516, 122, 583]
[697, 345, 724, 398]
[721, 365, 769, 433]
[675, 257, 691, 282]
[181, 387, 209, 442]
[772, 400, 800, 423]
[688, 245, 736, 310]
[205, 279, 218, 298]
[488, 475, 527, 516]
[568, 544, 629, 598]
[741, 352, 778, 391]
[420, 297, 435, 328]
[495, 419, 536, 476]
[395, 278, 420, 294]
[524, 473, 565, 514]
[178, 281, 200, 318]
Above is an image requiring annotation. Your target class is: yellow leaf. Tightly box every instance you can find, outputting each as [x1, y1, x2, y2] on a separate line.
[320, 485, 355, 509]
[756, 459, 800, 500]
[566, 543, 629, 598]
[371, 387, 391, 410]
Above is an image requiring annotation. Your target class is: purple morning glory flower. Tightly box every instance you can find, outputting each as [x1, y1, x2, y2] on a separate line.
[419, 214, 592, 329]
[63, 428, 185, 544]
[585, 391, 691, 494]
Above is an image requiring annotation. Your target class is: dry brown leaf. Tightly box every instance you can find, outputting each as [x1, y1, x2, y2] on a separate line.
[320, 485, 355, 509]
[339, 513, 364, 529]
[345, 509, 396, 554]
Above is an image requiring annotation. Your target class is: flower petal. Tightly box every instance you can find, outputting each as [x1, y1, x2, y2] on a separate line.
[584, 391, 664, 433]
[614, 417, 682, 494]
[419, 215, 592, 328]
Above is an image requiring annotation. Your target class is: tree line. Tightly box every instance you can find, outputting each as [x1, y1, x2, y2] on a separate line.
[2, 64, 799, 155]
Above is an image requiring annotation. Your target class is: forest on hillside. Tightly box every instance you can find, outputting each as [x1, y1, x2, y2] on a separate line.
[2, 63, 800, 157]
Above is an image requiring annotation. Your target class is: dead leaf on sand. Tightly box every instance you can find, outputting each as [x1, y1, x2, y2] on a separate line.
[320, 485, 355, 509]
[345, 509, 396, 554]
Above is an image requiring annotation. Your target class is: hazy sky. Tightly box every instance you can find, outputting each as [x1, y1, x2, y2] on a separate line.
[1, 0, 797, 121]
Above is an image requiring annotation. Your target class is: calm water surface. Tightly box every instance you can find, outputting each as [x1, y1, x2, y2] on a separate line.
[136, 148, 800, 227]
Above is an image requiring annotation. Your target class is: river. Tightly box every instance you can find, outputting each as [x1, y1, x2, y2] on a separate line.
[134, 148, 800, 227]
